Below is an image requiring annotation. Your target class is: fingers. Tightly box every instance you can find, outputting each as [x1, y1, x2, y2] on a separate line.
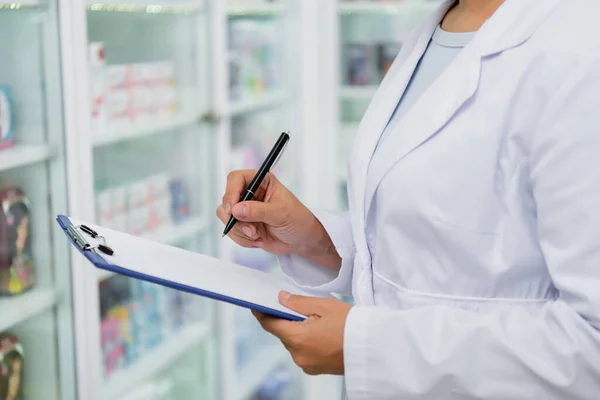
[252, 310, 299, 340]
[231, 200, 282, 226]
[279, 291, 329, 317]
[222, 170, 271, 210]
[216, 205, 259, 244]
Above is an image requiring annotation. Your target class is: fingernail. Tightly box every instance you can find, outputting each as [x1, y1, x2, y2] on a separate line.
[280, 291, 291, 301]
[224, 202, 232, 214]
[234, 203, 248, 218]
[242, 226, 253, 237]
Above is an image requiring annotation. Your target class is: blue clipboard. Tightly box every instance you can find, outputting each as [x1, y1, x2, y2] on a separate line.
[57, 215, 306, 321]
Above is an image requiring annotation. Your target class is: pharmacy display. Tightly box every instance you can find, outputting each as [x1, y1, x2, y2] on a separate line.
[100, 274, 197, 379]
[0, 186, 35, 296]
[88, 42, 178, 136]
[0, 86, 14, 150]
[96, 173, 190, 239]
[0, 333, 24, 400]
[228, 18, 281, 101]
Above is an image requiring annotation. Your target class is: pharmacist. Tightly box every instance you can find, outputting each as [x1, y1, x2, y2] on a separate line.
[217, 0, 600, 398]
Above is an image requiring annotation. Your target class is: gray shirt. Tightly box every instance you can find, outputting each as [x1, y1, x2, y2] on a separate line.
[372, 25, 476, 151]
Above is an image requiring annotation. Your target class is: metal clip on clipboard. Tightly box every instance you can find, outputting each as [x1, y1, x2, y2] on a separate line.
[66, 224, 114, 256]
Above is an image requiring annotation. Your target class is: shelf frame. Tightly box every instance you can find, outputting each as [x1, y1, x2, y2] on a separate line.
[227, 2, 284, 17]
[235, 343, 289, 400]
[0, 288, 58, 332]
[0, 144, 56, 172]
[91, 112, 200, 148]
[85, 1, 205, 14]
[102, 322, 212, 400]
[227, 90, 287, 117]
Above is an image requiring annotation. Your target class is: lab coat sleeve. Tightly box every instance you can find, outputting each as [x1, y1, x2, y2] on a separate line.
[277, 210, 355, 296]
[343, 58, 600, 400]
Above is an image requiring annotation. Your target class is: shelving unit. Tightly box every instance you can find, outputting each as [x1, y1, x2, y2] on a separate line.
[0, 0, 44, 8]
[86, 1, 205, 14]
[339, 85, 378, 101]
[91, 112, 200, 148]
[339, 0, 441, 14]
[0, 288, 58, 332]
[227, 2, 284, 17]
[228, 90, 287, 117]
[0, 144, 56, 171]
[235, 343, 289, 400]
[339, 0, 408, 14]
[102, 322, 212, 400]
[328, 0, 443, 210]
[61, 0, 220, 399]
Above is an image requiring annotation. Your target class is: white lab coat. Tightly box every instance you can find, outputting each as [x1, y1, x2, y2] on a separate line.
[279, 0, 600, 398]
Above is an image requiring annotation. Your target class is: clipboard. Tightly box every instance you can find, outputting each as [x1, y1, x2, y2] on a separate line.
[56, 215, 314, 321]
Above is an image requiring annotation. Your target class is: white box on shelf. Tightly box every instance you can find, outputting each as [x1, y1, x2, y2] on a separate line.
[154, 61, 175, 85]
[131, 63, 151, 85]
[155, 197, 172, 227]
[132, 86, 155, 124]
[106, 89, 130, 128]
[112, 185, 128, 216]
[149, 172, 170, 200]
[126, 206, 148, 237]
[112, 213, 127, 233]
[96, 189, 113, 228]
[106, 64, 131, 91]
[127, 181, 148, 211]
[154, 86, 177, 119]
[88, 42, 107, 135]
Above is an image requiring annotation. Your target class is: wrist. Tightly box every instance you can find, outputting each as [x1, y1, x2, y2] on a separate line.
[294, 217, 342, 271]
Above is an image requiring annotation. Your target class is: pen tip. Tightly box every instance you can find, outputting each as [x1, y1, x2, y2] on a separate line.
[222, 234, 226, 238]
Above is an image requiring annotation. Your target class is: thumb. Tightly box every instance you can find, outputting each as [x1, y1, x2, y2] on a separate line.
[279, 291, 326, 317]
[232, 201, 281, 225]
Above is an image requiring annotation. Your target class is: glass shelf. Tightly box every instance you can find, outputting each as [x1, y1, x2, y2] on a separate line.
[0, 0, 46, 10]
[0, 287, 58, 332]
[227, 2, 284, 17]
[0, 144, 56, 171]
[0, 0, 76, 397]
[84, 1, 217, 398]
[86, 1, 204, 14]
[339, 0, 443, 15]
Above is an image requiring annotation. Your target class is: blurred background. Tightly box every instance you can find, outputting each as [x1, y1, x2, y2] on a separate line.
[0, 0, 442, 399]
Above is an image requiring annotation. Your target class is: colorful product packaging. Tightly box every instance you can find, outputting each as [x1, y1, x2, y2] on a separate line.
[377, 42, 403, 80]
[345, 43, 373, 86]
[0, 334, 24, 399]
[169, 179, 190, 224]
[0, 186, 36, 296]
[0, 86, 14, 150]
[100, 316, 125, 378]
[0, 333, 25, 400]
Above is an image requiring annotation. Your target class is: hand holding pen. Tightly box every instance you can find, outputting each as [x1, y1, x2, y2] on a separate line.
[222, 132, 290, 237]
[216, 132, 342, 271]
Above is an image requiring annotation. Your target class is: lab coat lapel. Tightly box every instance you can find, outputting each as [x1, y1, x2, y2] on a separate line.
[363, 44, 481, 213]
[348, 3, 453, 263]
[361, 0, 563, 214]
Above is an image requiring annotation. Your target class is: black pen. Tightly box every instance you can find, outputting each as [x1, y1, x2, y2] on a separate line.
[222, 131, 290, 238]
